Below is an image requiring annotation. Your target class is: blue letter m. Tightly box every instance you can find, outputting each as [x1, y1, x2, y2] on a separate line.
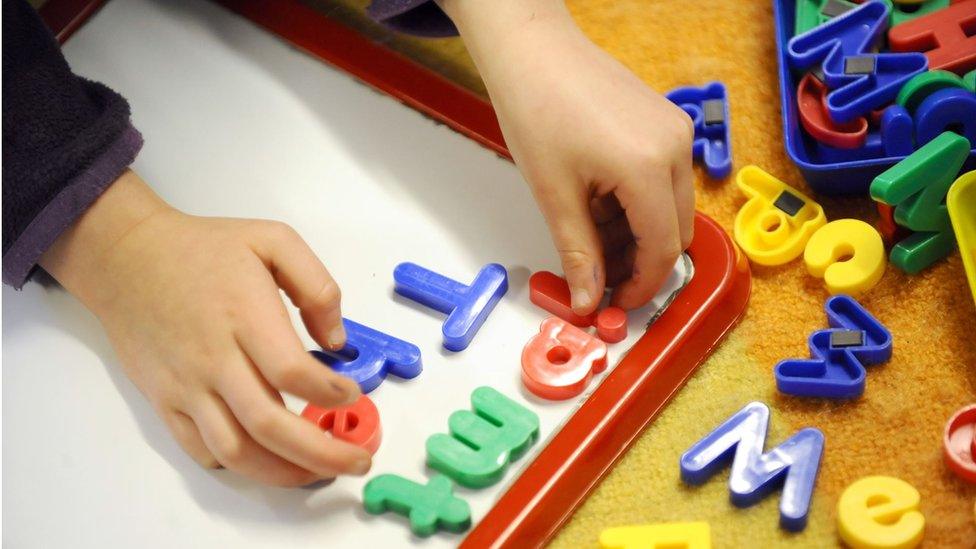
[679, 402, 824, 531]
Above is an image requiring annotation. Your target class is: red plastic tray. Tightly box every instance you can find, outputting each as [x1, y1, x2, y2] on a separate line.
[41, 1, 751, 545]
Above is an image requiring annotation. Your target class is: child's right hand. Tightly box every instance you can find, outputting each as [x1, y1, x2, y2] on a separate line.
[438, 0, 695, 316]
[40, 170, 372, 486]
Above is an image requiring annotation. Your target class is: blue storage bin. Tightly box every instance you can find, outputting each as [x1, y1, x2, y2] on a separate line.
[772, 0, 975, 195]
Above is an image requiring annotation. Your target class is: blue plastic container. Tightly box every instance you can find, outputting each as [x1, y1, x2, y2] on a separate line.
[772, 0, 976, 195]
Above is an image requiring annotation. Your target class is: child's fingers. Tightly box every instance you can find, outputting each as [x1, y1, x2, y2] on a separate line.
[191, 393, 321, 487]
[162, 408, 220, 469]
[671, 158, 696, 249]
[217, 355, 372, 478]
[534, 176, 605, 316]
[235, 291, 359, 410]
[251, 221, 346, 351]
[612, 174, 683, 310]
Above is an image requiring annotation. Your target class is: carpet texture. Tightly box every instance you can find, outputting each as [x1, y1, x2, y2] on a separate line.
[320, 1, 976, 546]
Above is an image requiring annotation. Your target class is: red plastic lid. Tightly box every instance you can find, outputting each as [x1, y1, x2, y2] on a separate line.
[943, 404, 976, 483]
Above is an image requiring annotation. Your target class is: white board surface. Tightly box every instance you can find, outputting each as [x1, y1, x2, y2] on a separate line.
[1, 0, 690, 546]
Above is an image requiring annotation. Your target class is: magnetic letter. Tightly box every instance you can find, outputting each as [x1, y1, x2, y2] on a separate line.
[521, 317, 609, 400]
[312, 318, 422, 393]
[680, 402, 824, 531]
[363, 474, 471, 537]
[775, 295, 892, 399]
[871, 131, 970, 273]
[890, 0, 976, 74]
[301, 395, 382, 454]
[734, 166, 826, 266]
[426, 386, 539, 488]
[788, 0, 928, 122]
[837, 476, 924, 549]
[528, 271, 628, 343]
[804, 219, 886, 295]
[393, 262, 508, 352]
[666, 82, 733, 179]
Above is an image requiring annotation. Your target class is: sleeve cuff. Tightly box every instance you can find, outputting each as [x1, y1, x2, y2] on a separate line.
[367, 0, 458, 37]
[2, 122, 143, 289]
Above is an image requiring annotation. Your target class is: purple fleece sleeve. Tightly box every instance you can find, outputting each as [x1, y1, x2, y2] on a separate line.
[2, 0, 143, 288]
[367, 0, 458, 37]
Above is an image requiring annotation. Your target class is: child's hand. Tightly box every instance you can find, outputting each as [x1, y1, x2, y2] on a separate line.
[41, 171, 370, 486]
[441, 0, 696, 315]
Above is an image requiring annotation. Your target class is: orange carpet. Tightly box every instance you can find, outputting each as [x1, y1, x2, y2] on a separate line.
[319, 1, 976, 545]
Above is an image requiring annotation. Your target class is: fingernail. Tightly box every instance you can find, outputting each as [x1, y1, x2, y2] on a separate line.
[571, 288, 592, 312]
[326, 325, 346, 350]
[301, 478, 336, 490]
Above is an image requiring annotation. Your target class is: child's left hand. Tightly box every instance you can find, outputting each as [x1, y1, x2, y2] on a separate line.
[440, 0, 696, 316]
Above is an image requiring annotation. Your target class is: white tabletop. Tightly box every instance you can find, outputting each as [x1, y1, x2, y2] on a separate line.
[2, 0, 688, 546]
